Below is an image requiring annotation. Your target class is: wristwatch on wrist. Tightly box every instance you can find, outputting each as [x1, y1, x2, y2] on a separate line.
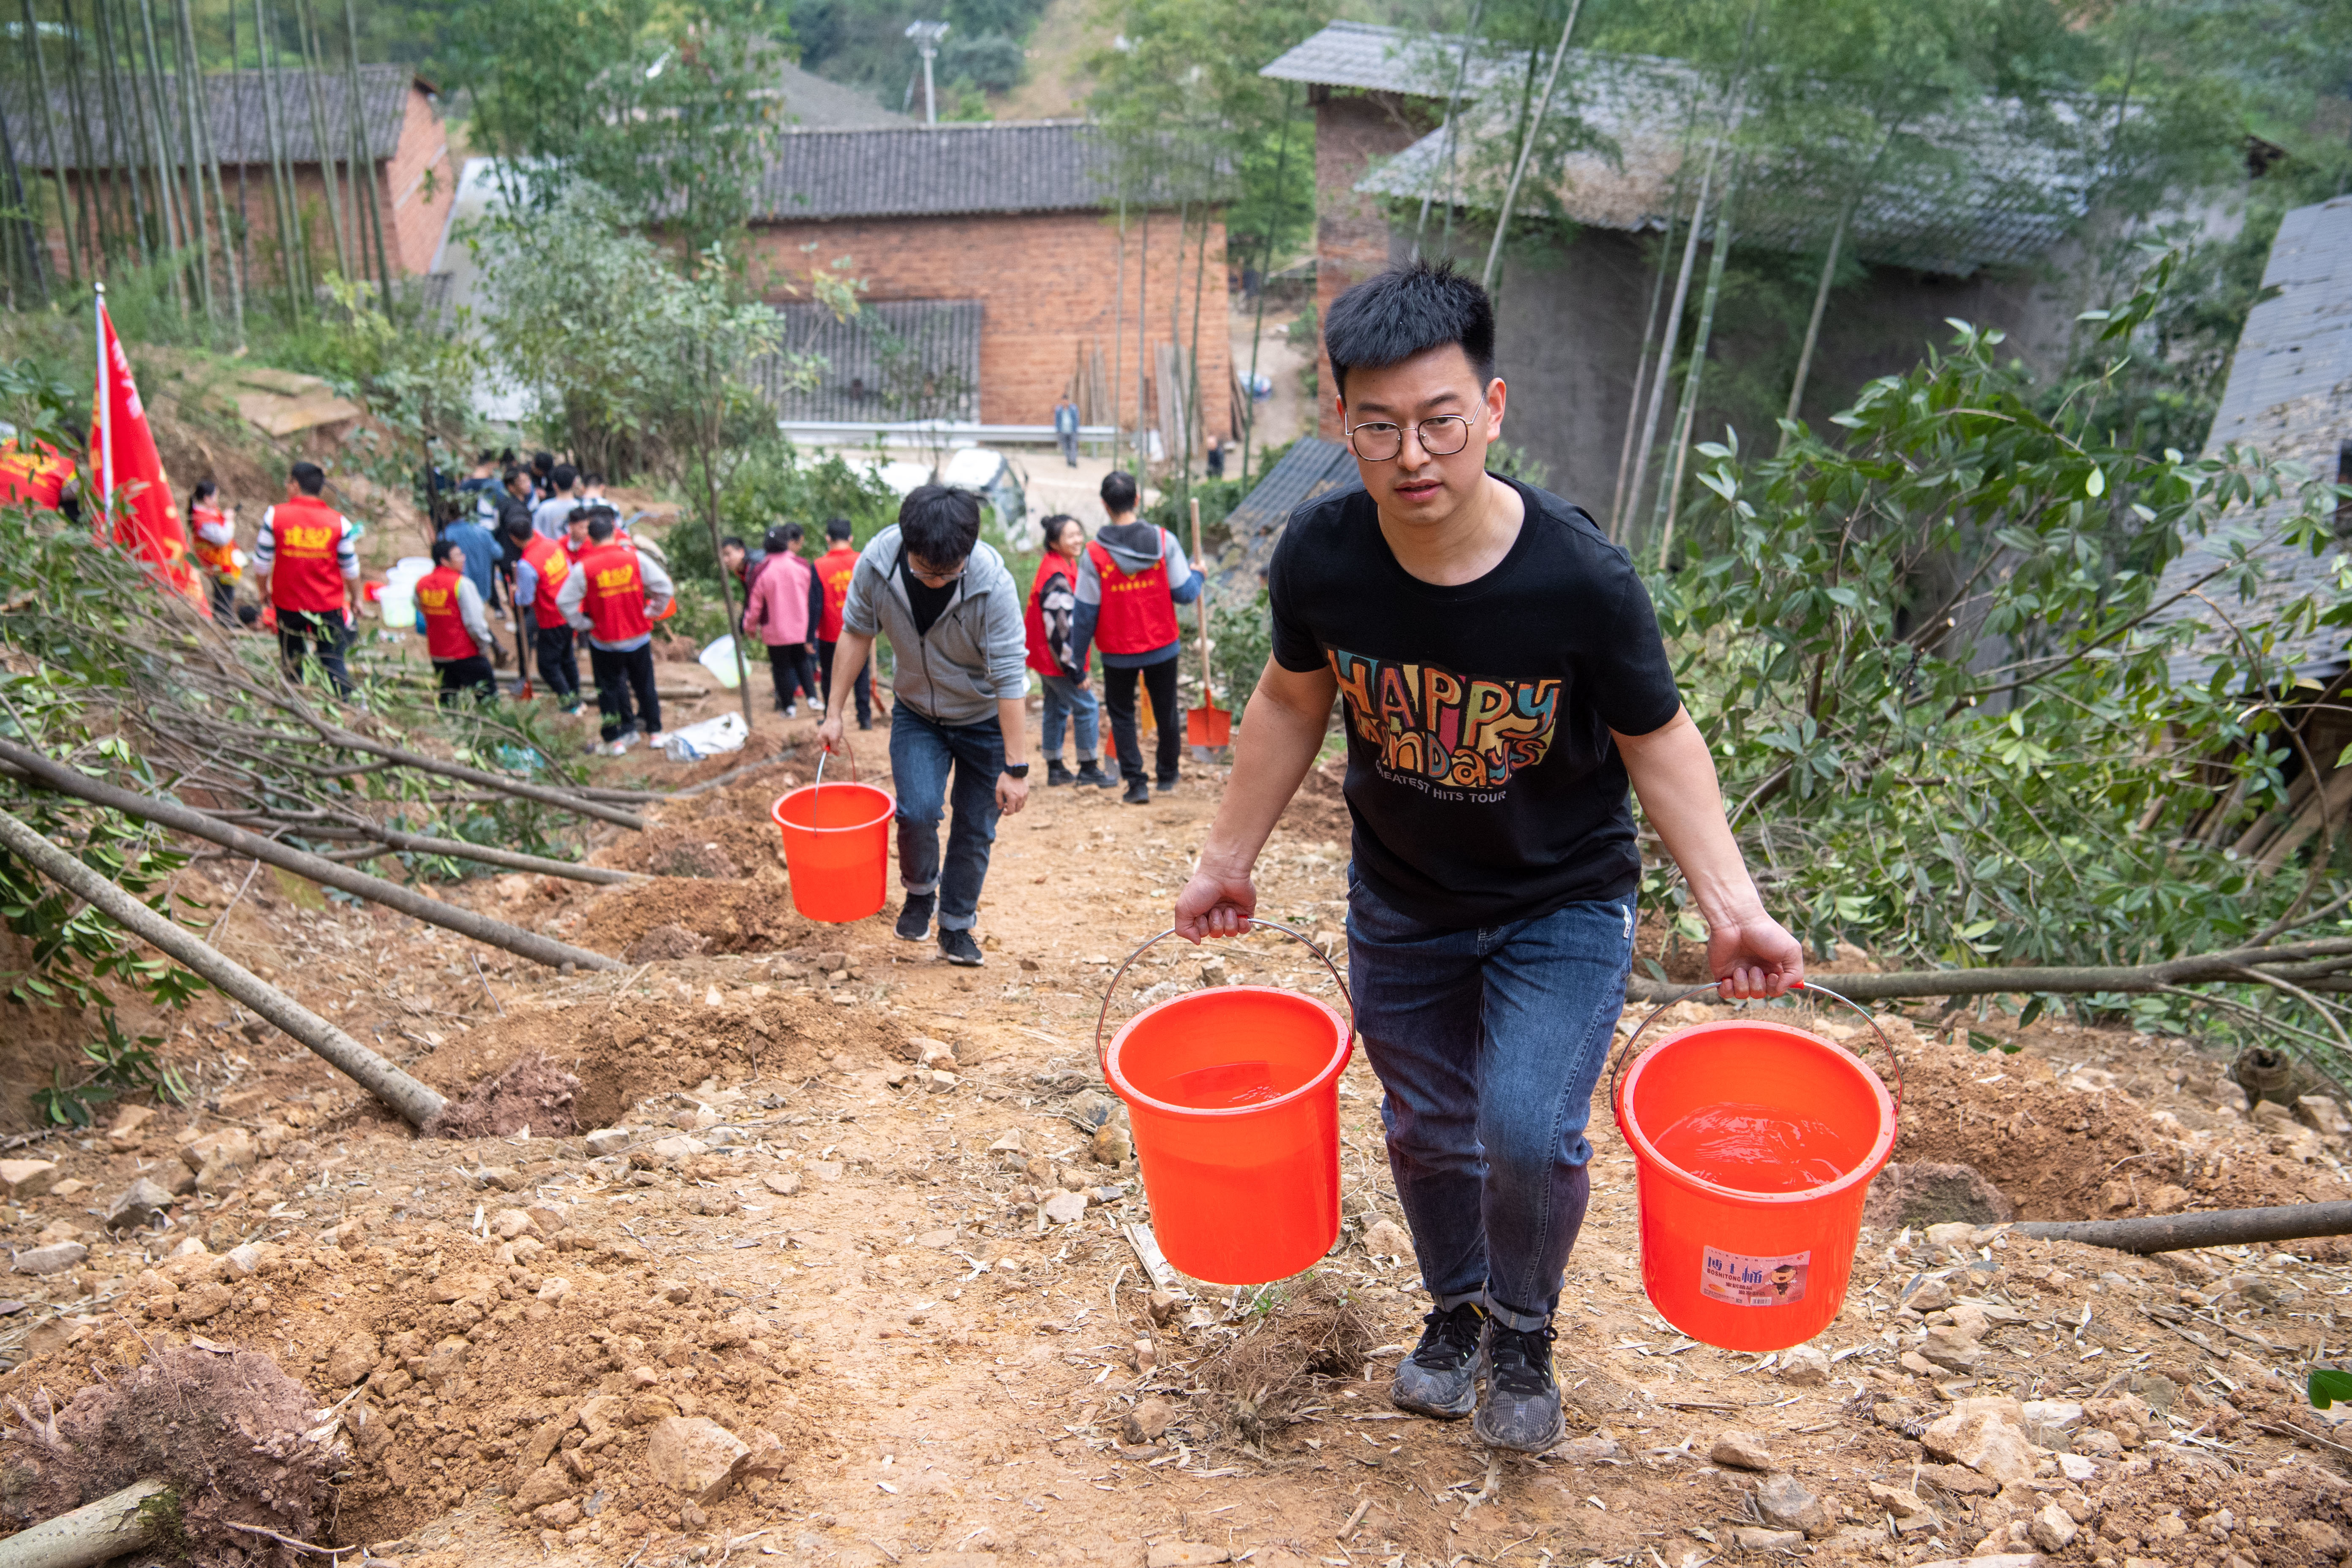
[1002, 763, 1031, 779]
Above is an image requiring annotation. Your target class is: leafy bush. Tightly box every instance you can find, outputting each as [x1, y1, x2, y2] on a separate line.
[942, 32, 1025, 91]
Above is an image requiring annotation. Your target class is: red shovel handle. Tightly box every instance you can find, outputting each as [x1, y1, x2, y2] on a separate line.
[1606, 977, 1903, 1136]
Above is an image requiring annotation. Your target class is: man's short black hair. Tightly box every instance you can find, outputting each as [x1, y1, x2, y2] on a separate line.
[503, 466, 527, 489]
[289, 460, 326, 495]
[826, 516, 854, 541]
[784, 523, 805, 544]
[721, 534, 747, 553]
[430, 536, 460, 566]
[531, 451, 554, 474]
[1100, 470, 1138, 515]
[582, 472, 604, 488]
[1323, 258, 1496, 400]
[899, 486, 982, 567]
[503, 512, 534, 541]
[550, 462, 578, 492]
[586, 512, 618, 543]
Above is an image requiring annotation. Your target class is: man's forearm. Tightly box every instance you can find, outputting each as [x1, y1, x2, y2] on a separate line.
[1616, 709, 1765, 926]
[1198, 671, 1331, 876]
[828, 631, 875, 719]
[997, 697, 1027, 768]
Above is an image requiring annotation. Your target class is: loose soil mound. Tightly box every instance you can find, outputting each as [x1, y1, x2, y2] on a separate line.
[572, 878, 818, 958]
[1, 1344, 332, 1566]
[425, 1050, 582, 1139]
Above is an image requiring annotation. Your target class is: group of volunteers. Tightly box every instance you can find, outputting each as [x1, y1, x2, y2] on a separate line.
[198, 261, 1810, 1471]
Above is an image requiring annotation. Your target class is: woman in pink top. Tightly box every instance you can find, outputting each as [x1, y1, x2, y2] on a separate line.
[741, 523, 818, 715]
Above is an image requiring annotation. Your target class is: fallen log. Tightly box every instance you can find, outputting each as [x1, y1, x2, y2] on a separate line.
[0, 740, 623, 972]
[0, 808, 448, 1128]
[1625, 936, 2352, 1005]
[2014, 1201, 2352, 1255]
[0, 1478, 172, 1568]
[302, 720, 645, 830]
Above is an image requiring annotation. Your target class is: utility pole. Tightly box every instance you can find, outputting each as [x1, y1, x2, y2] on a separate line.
[905, 20, 947, 125]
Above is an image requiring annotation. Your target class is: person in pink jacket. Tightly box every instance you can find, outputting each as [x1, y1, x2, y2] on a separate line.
[741, 523, 819, 715]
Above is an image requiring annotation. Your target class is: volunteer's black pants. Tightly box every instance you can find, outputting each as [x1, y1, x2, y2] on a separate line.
[1102, 655, 1180, 786]
[534, 623, 581, 704]
[435, 655, 497, 706]
[588, 642, 660, 742]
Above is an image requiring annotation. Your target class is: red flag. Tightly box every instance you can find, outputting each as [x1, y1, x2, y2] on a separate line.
[91, 291, 204, 612]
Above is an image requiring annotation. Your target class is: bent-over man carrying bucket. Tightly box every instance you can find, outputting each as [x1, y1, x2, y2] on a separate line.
[1173, 259, 1804, 1453]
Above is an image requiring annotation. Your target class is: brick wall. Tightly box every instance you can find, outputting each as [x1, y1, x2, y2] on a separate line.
[1310, 88, 1434, 438]
[744, 207, 1230, 443]
[37, 82, 454, 287]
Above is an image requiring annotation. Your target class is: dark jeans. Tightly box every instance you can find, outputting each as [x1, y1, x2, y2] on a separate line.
[765, 642, 818, 710]
[435, 655, 496, 706]
[818, 638, 873, 725]
[588, 642, 661, 742]
[1058, 430, 1079, 466]
[534, 623, 580, 704]
[275, 608, 352, 697]
[1346, 872, 1633, 1331]
[1103, 656, 1180, 785]
[889, 705, 1003, 933]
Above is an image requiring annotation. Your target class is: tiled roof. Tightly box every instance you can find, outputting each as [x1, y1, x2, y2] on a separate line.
[1222, 437, 1360, 580]
[747, 299, 983, 423]
[1272, 22, 2092, 275]
[754, 121, 1201, 222]
[2149, 196, 2352, 683]
[4, 64, 421, 169]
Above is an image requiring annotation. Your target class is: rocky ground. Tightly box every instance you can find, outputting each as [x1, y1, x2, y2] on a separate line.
[3, 688, 2352, 1568]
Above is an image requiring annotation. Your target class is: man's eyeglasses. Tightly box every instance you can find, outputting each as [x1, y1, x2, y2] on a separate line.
[1345, 414, 1475, 463]
[907, 557, 968, 586]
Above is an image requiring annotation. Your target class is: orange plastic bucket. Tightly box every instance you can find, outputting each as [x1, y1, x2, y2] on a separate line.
[1100, 923, 1353, 1285]
[770, 753, 893, 924]
[1610, 981, 1899, 1352]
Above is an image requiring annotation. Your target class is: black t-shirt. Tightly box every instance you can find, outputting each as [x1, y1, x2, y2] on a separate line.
[900, 555, 957, 638]
[1269, 476, 1681, 929]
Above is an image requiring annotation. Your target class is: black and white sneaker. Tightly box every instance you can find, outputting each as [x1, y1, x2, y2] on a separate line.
[1474, 1321, 1564, 1452]
[1046, 760, 1076, 787]
[1390, 1301, 1486, 1420]
[938, 928, 984, 966]
[895, 894, 935, 942]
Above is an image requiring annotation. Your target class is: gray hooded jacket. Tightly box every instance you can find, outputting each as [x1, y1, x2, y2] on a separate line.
[841, 525, 1028, 727]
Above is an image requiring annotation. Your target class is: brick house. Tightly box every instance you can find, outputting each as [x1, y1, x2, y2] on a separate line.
[741, 120, 1230, 450]
[8, 65, 458, 288]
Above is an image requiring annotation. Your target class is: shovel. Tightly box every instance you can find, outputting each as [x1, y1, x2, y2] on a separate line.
[1182, 497, 1230, 747]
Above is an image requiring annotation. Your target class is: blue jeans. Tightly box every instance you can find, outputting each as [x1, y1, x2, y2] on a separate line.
[1347, 872, 1634, 1331]
[1040, 673, 1100, 762]
[890, 705, 1004, 932]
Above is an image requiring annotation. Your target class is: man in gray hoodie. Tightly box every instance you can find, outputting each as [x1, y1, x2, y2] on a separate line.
[817, 486, 1031, 967]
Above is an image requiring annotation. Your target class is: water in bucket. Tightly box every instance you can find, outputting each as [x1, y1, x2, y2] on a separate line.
[1100, 927, 1354, 1286]
[1612, 991, 1898, 1352]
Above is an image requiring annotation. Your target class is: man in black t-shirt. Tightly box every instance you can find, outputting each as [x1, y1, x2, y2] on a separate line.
[1173, 260, 1802, 1453]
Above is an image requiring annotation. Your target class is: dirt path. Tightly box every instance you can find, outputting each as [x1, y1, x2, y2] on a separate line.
[5, 704, 2352, 1566]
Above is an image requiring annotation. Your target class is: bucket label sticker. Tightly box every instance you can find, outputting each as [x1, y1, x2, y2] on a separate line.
[1700, 1245, 1810, 1307]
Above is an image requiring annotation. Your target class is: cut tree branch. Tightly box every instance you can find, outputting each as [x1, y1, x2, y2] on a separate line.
[2014, 1201, 2352, 1255]
[1626, 937, 2352, 1004]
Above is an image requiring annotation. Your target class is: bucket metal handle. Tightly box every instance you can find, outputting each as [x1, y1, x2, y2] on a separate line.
[1094, 920, 1355, 1079]
[814, 737, 860, 794]
[1606, 977, 1904, 1132]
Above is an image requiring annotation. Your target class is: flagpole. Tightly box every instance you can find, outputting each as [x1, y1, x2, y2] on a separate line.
[94, 280, 111, 517]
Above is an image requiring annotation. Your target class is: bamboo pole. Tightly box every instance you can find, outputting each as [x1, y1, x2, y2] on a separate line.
[0, 806, 451, 1126]
[228, 0, 248, 299]
[0, 738, 627, 972]
[1618, 139, 1711, 545]
[342, 0, 391, 303]
[19, 0, 79, 286]
[127, 0, 191, 313]
[0, 64, 41, 299]
[161, 0, 215, 323]
[1412, 0, 1484, 261]
[185, 0, 243, 334]
[1653, 166, 1738, 562]
[61, 0, 120, 267]
[304, 823, 645, 883]
[1238, 83, 1295, 485]
[295, 720, 648, 828]
[89, 0, 150, 265]
[1607, 105, 1697, 542]
[1478, 0, 1582, 293]
[289, 0, 347, 278]
[255, 0, 303, 309]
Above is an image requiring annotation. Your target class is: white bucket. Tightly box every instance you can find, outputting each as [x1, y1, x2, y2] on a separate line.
[699, 634, 747, 689]
[378, 556, 433, 626]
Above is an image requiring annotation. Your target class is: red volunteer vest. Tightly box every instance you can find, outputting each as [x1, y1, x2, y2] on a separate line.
[1025, 554, 1079, 677]
[564, 525, 631, 565]
[267, 495, 348, 612]
[191, 504, 239, 582]
[1087, 534, 1180, 656]
[579, 541, 651, 644]
[817, 545, 858, 641]
[518, 533, 573, 631]
[414, 566, 476, 661]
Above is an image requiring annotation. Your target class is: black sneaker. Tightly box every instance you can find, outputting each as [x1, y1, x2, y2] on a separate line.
[1121, 779, 1151, 806]
[895, 893, 935, 942]
[1046, 760, 1076, 787]
[1155, 776, 1179, 795]
[938, 927, 983, 966]
[1076, 760, 1113, 787]
[1390, 1302, 1486, 1420]
[1474, 1322, 1564, 1452]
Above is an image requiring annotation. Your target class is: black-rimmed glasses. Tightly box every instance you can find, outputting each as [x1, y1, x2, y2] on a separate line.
[1345, 414, 1475, 463]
